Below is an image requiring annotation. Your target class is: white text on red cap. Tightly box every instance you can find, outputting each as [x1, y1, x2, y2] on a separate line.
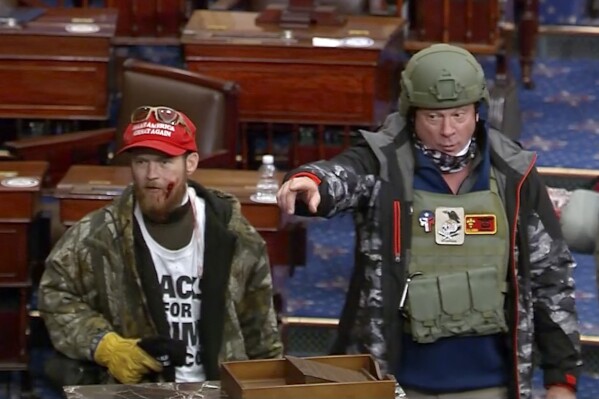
[132, 121, 175, 137]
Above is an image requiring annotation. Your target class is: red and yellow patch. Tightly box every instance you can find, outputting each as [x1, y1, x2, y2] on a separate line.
[465, 214, 497, 234]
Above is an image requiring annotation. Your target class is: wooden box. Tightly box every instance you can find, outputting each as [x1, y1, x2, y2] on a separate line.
[220, 354, 396, 399]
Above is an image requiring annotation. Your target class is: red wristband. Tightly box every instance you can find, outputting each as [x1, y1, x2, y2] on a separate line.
[292, 172, 321, 185]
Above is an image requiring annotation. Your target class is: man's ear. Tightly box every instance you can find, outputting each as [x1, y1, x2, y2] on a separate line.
[186, 152, 199, 175]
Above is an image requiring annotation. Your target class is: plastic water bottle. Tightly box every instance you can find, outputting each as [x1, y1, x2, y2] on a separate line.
[254, 154, 278, 203]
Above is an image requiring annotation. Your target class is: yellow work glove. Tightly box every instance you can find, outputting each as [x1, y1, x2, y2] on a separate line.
[93, 332, 163, 384]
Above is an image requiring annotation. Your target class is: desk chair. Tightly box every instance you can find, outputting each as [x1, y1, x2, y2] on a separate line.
[4, 59, 240, 186]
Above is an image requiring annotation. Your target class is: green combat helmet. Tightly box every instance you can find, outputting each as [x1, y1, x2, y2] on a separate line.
[399, 43, 490, 116]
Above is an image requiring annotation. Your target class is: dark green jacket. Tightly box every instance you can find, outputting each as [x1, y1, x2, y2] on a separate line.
[39, 181, 282, 382]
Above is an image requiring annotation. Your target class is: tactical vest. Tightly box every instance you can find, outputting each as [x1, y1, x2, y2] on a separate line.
[404, 173, 509, 343]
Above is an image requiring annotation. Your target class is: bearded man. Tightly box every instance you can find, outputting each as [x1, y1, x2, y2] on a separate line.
[39, 106, 282, 386]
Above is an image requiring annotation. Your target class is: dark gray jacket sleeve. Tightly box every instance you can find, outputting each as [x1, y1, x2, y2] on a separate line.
[284, 138, 380, 217]
[526, 171, 582, 386]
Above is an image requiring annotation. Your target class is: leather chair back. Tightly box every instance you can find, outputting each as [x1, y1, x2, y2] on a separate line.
[116, 59, 240, 167]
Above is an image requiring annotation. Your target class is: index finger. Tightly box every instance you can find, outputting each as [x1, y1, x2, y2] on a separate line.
[276, 181, 297, 215]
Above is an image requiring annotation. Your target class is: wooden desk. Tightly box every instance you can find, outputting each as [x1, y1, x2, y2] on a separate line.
[0, 161, 47, 394]
[182, 11, 404, 167]
[0, 8, 117, 120]
[55, 165, 305, 268]
[182, 11, 403, 126]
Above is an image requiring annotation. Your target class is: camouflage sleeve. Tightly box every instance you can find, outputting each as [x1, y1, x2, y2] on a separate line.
[286, 142, 380, 217]
[528, 209, 583, 385]
[231, 215, 283, 359]
[38, 217, 113, 361]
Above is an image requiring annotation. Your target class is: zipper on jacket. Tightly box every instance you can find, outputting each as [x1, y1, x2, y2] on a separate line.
[510, 154, 537, 399]
[393, 200, 401, 262]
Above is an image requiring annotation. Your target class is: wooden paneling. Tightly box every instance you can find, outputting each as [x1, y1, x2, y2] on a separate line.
[404, 0, 501, 54]
[0, 35, 110, 58]
[412, 0, 498, 45]
[194, 63, 373, 123]
[0, 193, 35, 220]
[0, 61, 108, 119]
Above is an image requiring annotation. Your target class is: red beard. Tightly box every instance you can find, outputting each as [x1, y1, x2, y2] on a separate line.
[135, 180, 186, 222]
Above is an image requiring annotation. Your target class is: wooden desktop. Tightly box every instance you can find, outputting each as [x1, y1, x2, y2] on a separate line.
[54, 165, 305, 268]
[0, 161, 48, 395]
[0, 7, 117, 120]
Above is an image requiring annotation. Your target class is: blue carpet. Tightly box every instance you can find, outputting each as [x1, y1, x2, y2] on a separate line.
[517, 59, 599, 169]
[287, 213, 354, 319]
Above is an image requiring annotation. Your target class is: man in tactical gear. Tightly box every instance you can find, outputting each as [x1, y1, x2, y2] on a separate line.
[39, 106, 282, 386]
[277, 44, 581, 399]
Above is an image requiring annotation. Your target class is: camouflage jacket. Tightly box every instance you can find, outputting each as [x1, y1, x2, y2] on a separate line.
[39, 181, 283, 382]
[287, 113, 582, 399]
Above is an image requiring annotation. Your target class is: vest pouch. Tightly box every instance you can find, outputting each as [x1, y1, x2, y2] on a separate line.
[438, 272, 471, 336]
[468, 266, 508, 334]
[406, 276, 442, 343]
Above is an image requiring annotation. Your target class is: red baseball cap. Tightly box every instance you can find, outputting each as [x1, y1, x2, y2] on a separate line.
[118, 108, 198, 156]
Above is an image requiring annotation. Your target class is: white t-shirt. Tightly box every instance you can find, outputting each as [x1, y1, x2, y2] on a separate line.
[134, 186, 207, 382]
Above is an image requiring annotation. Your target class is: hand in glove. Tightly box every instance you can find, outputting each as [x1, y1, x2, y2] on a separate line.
[93, 332, 163, 384]
[137, 336, 187, 368]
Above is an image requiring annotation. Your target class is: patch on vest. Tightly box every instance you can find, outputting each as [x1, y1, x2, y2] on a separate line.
[435, 207, 464, 245]
[418, 210, 435, 233]
[465, 214, 497, 234]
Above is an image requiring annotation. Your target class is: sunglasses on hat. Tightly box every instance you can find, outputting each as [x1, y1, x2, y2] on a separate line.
[131, 106, 192, 135]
